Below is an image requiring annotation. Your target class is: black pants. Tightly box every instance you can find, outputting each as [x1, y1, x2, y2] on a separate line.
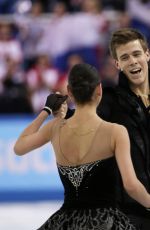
[128, 215, 150, 230]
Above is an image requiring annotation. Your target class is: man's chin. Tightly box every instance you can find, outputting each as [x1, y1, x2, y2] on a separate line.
[131, 78, 144, 86]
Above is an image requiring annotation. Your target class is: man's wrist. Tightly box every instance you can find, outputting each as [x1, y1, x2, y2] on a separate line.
[43, 106, 52, 115]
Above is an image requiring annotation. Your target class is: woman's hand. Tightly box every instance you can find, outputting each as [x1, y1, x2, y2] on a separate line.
[43, 93, 68, 115]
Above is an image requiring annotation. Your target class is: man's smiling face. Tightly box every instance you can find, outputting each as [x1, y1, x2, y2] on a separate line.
[115, 39, 150, 87]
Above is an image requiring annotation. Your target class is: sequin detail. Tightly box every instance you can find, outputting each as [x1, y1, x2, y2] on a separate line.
[58, 160, 101, 189]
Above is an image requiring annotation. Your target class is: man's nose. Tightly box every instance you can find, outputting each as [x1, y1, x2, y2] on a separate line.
[129, 56, 137, 65]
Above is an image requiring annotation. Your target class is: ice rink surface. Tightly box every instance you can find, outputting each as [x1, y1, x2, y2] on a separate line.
[0, 201, 62, 230]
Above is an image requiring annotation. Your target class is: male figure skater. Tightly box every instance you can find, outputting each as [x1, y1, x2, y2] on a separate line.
[97, 28, 150, 229]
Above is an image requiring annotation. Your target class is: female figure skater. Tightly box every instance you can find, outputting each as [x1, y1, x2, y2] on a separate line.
[14, 63, 150, 229]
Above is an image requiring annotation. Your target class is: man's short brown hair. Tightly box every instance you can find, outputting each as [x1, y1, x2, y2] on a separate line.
[109, 28, 149, 60]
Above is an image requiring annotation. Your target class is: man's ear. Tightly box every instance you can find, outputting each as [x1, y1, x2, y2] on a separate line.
[114, 59, 122, 70]
[145, 49, 150, 62]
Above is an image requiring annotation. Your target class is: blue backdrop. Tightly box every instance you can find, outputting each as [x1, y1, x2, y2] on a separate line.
[0, 115, 63, 202]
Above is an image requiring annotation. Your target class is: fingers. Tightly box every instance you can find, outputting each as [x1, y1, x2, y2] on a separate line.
[53, 101, 68, 118]
[46, 92, 68, 112]
[61, 101, 68, 118]
[53, 95, 68, 111]
[60, 95, 68, 103]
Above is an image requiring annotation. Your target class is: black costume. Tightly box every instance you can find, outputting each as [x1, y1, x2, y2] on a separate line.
[38, 157, 136, 229]
[96, 71, 150, 229]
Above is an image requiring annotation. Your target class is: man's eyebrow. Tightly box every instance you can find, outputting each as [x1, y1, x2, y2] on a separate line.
[119, 50, 142, 59]
[119, 54, 128, 59]
[132, 50, 142, 54]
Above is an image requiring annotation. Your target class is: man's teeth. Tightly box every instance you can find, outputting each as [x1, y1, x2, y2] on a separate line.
[130, 69, 141, 74]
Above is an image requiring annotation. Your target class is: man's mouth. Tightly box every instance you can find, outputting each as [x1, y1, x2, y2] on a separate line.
[130, 68, 141, 74]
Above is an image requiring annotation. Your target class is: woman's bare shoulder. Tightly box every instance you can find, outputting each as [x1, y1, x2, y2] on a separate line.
[102, 120, 128, 136]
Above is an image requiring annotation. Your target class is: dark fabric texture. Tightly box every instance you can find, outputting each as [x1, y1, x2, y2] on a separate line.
[38, 157, 136, 229]
[96, 71, 150, 224]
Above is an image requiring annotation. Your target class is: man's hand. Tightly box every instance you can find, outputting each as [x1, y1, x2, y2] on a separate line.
[53, 100, 68, 118]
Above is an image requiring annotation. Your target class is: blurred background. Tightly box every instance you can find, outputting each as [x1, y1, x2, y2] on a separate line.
[0, 0, 150, 229]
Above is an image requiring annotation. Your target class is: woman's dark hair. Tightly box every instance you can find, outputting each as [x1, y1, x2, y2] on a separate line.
[68, 63, 100, 104]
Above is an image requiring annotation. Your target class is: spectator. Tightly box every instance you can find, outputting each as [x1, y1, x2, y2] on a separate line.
[26, 54, 60, 113]
[15, 1, 48, 70]
[0, 21, 23, 64]
[127, 0, 150, 46]
[0, 57, 32, 113]
[100, 54, 118, 87]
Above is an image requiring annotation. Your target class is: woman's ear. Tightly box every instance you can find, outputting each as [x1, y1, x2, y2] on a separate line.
[100, 83, 102, 97]
[97, 83, 102, 97]
[94, 83, 102, 104]
[67, 85, 73, 99]
[67, 85, 75, 104]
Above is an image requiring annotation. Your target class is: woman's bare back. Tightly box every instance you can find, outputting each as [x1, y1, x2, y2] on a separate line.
[51, 118, 118, 166]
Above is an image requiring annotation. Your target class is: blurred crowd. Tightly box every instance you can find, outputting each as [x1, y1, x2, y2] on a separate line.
[0, 0, 150, 114]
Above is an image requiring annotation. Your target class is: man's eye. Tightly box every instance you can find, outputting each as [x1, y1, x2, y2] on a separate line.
[121, 56, 128, 61]
[134, 53, 141, 57]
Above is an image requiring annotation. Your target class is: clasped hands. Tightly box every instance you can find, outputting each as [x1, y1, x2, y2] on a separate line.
[43, 93, 68, 118]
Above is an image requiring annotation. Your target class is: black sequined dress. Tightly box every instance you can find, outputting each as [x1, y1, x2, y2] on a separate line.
[38, 156, 136, 229]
